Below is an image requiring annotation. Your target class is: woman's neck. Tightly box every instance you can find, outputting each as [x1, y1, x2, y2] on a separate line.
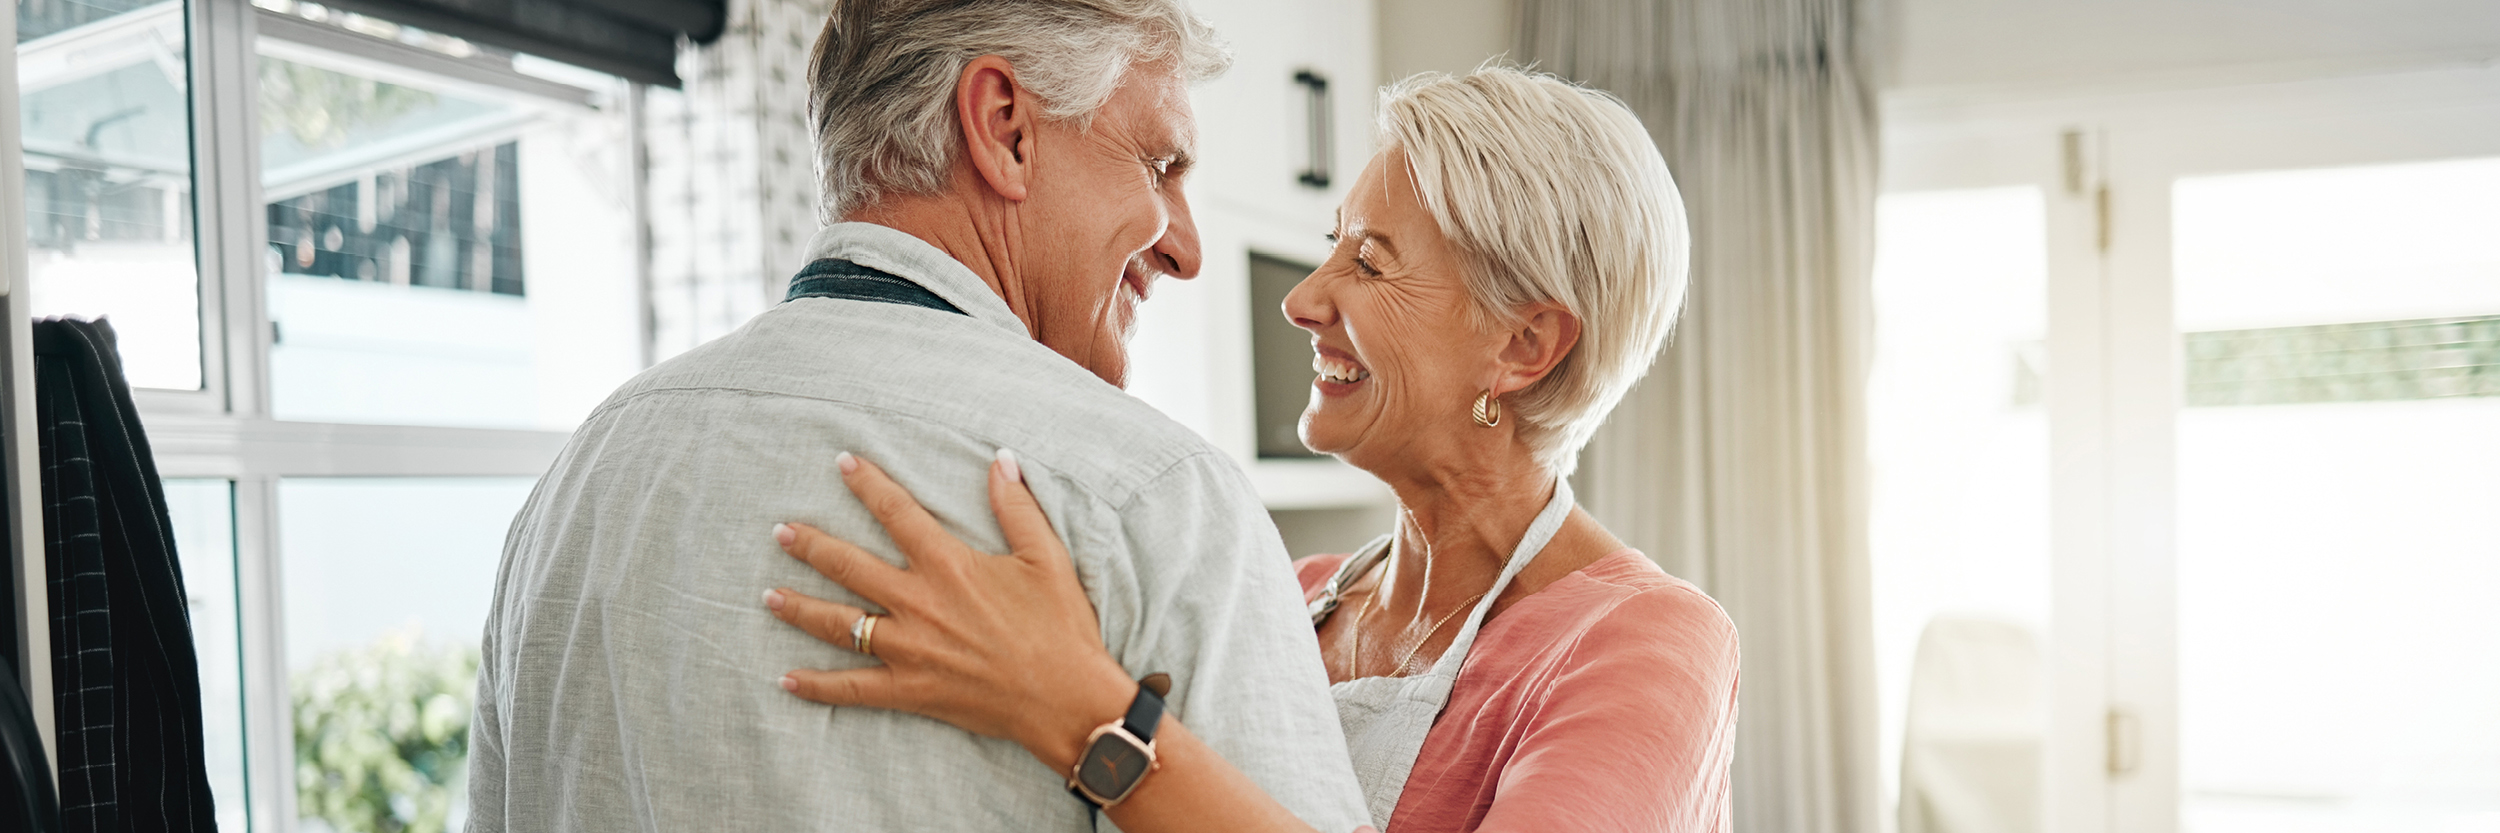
[1373, 449, 1556, 616]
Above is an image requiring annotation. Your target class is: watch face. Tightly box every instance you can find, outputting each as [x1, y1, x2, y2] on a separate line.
[1077, 733, 1152, 801]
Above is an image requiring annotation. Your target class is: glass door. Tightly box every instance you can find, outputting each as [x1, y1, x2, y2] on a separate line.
[2168, 152, 2500, 833]
[1869, 124, 2112, 833]
[2094, 71, 2500, 833]
[1883, 67, 2500, 833]
[1870, 185, 2054, 833]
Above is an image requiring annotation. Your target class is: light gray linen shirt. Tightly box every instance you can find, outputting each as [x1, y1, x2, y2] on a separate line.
[468, 222, 1369, 832]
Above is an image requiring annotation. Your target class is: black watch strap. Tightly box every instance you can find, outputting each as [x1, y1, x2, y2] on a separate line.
[1122, 683, 1165, 743]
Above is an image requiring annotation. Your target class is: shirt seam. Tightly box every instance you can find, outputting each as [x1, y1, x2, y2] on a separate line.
[1107, 448, 1239, 514]
[1536, 589, 1641, 706]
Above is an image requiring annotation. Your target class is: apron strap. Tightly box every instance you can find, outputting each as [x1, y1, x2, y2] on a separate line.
[1420, 478, 1575, 678]
[1309, 535, 1393, 626]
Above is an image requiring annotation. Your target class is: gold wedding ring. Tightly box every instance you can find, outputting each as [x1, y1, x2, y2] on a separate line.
[851, 612, 881, 658]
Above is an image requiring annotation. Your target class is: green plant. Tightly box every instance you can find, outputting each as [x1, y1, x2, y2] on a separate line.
[293, 628, 477, 833]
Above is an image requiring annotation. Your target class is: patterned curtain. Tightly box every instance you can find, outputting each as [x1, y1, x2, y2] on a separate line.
[1525, 0, 1884, 830]
[641, 0, 832, 361]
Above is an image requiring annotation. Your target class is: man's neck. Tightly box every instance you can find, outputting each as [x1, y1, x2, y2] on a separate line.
[845, 192, 1035, 338]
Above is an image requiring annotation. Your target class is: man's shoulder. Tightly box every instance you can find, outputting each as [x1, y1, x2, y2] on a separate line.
[576, 301, 1234, 507]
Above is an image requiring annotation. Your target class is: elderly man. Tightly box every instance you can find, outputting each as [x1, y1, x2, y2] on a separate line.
[464, 1, 1368, 830]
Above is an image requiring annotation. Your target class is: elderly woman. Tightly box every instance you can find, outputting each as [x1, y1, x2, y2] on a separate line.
[763, 67, 1737, 832]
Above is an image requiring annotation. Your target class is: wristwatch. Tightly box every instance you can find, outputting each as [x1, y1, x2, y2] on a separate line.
[1067, 680, 1166, 809]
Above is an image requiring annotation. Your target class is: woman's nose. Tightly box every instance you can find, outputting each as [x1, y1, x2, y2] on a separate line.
[1283, 267, 1333, 333]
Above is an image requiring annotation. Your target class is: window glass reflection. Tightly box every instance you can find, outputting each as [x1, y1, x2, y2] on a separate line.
[18, 0, 203, 390]
[164, 479, 246, 831]
[257, 29, 642, 430]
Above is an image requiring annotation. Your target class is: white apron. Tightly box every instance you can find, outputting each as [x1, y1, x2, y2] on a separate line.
[1308, 480, 1575, 829]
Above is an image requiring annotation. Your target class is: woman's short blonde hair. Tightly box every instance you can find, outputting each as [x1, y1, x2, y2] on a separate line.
[1379, 67, 1690, 475]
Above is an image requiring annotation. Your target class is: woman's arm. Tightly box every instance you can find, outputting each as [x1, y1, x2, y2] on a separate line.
[761, 451, 1352, 833]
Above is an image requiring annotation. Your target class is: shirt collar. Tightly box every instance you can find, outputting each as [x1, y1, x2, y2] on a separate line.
[798, 222, 1029, 338]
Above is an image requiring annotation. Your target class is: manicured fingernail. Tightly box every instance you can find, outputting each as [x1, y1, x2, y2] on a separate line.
[995, 447, 1022, 483]
[835, 451, 858, 474]
[778, 675, 798, 692]
[773, 523, 795, 546]
[763, 588, 785, 611]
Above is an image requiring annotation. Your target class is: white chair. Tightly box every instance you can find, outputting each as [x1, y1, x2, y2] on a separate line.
[1899, 616, 2045, 833]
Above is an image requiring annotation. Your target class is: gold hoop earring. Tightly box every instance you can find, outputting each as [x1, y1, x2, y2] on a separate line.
[1472, 390, 1502, 428]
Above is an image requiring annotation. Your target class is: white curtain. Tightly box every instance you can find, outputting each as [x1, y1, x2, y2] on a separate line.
[1523, 0, 1882, 830]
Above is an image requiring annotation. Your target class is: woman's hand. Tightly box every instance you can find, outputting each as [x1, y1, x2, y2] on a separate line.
[769, 451, 1342, 833]
[763, 450, 1138, 775]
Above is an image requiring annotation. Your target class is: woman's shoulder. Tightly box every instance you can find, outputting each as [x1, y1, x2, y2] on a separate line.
[1529, 551, 1739, 671]
[1292, 552, 1356, 599]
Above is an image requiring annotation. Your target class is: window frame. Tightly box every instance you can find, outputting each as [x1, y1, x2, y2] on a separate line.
[4, 0, 646, 827]
[1881, 64, 2500, 833]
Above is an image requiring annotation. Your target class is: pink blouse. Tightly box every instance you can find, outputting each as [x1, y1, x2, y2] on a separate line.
[1295, 549, 1740, 833]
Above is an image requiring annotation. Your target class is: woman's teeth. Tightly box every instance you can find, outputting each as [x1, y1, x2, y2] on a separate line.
[1313, 354, 1371, 384]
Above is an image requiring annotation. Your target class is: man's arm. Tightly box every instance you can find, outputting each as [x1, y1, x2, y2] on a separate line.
[464, 500, 535, 833]
[1091, 452, 1371, 832]
[465, 600, 507, 832]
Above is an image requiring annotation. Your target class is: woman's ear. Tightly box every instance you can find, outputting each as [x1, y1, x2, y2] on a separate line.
[955, 55, 1034, 203]
[1491, 302, 1580, 396]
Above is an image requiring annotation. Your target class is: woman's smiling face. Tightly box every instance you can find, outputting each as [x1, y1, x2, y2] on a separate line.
[1285, 147, 1502, 472]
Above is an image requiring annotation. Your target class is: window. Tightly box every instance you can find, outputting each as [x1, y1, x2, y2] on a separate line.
[167, 479, 248, 833]
[280, 477, 532, 833]
[8, 0, 649, 828]
[2171, 156, 2500, 833]
[1880, 67, 2500, 833]
[17, 0, 203, 389]
[1867, 187, 2052, 833]
[239, 8, 641, 829]
[254, 0, 643, 430]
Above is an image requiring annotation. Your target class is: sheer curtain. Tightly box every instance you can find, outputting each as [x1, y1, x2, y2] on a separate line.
[1523, 1, 1882, 830]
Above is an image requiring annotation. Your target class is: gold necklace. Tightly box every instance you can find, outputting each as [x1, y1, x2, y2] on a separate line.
[1344, 531, 1493, 678]
[1390, 591, 1487, 676]
[1348, 583, 1489, 678]
[1347, 586, 1377, 678]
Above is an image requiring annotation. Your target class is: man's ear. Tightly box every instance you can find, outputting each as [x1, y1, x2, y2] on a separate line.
[1491, 302, 1581, 396]
[955, 55, 1035, 203]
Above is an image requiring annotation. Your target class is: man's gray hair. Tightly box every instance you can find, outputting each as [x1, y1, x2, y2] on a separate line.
[807, 0, 1230, 220]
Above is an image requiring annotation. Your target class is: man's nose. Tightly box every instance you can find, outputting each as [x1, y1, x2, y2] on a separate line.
[1150, 189, 1203, 280]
